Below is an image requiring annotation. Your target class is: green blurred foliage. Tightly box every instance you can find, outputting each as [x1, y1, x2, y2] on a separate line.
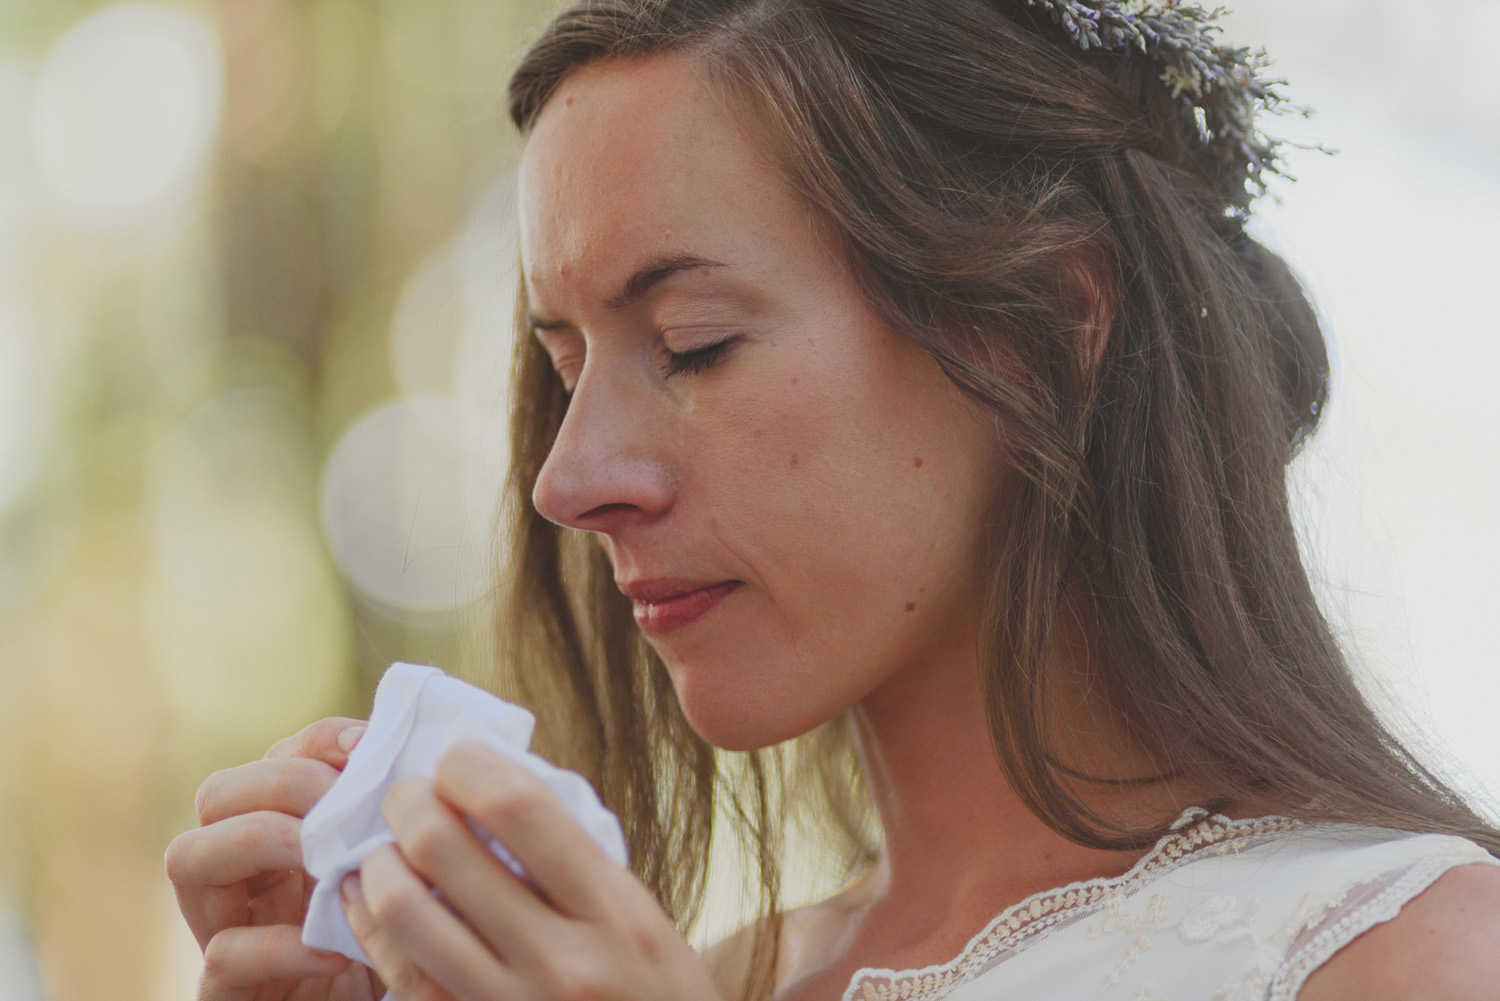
[0, 0, 552, 996]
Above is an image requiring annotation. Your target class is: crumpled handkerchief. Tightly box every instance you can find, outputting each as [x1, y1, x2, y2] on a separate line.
[300, 662, 628, 966]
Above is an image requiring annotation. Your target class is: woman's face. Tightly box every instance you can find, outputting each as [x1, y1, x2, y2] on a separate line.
[519, 56, 999, 750]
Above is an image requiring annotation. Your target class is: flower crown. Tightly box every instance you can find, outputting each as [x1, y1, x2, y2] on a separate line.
[1024, 0, 1298, 211]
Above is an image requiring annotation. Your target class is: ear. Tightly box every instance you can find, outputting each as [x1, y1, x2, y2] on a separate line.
[1063, 254, 1116, 377]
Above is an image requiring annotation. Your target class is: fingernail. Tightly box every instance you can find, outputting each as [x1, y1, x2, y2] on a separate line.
[337, 724, 367, 753]
[340, 873, 363, 904]
[313, 948, 347, 962]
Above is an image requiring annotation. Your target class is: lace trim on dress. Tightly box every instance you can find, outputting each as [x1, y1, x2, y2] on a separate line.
[1264, 842, 1496, 1001]
[841, 809, 1305, 1001]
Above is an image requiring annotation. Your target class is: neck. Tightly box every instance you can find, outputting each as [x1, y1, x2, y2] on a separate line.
[843, 616, 1180, 955]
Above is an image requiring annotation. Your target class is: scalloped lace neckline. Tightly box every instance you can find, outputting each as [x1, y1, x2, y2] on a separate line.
[839, 808, 1305, 1001]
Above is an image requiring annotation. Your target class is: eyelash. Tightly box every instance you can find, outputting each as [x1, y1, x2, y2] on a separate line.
[661, 338, 736, 379]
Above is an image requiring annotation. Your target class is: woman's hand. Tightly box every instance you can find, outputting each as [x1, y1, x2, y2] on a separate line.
[341, 742, 725, 1001]
[165, 717, 384, 1001]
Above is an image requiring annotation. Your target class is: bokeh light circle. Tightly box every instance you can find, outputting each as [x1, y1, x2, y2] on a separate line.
[33, 3, 223, 221]
[320, 397, 501, 616]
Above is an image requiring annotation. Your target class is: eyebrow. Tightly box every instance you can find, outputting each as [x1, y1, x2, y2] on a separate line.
[526, 254, 728, 331]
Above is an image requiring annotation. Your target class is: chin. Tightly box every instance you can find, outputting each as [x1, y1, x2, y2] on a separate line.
[674, 688, 779, 751]
[652, 625, 853, 750]
[668, 669, 829, 752]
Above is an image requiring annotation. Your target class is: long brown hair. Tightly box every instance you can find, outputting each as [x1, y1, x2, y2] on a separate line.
[497, 0, 1499, 996]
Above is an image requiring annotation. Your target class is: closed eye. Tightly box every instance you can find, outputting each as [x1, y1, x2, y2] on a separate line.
[545, 352, 584, 393]
[662, 337, 738, 379]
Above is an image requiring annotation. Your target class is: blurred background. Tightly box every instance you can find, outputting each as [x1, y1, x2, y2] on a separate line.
[0, 0, 1495, 997]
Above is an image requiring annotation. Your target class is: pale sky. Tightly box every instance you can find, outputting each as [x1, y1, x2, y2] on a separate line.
[1225, 0, 1500, 810]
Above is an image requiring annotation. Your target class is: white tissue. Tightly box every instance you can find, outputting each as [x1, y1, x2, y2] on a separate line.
[300, 662, 629, 966]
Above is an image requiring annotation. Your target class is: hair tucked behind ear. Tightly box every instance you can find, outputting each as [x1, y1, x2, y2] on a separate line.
[499, 1, 1498, 997]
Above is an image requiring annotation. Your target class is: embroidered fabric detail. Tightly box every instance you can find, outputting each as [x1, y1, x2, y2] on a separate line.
[1176, 893, 1247, 943]
[842, 810, 1304, 1001]
[1264, 842, 1496, 1001]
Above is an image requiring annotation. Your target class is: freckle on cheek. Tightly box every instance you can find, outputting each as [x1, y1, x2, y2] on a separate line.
[914, 457, 924, 468]
[905, 601, 916, 612]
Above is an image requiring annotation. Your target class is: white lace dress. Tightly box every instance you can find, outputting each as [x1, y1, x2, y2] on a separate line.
[841, 810, 1498, 1001]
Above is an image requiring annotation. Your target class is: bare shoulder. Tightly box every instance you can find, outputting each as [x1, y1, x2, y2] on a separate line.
[701, 882, 869, 1000]
[702, 920, 759, 1001]
[700, 905, 827, 1000]
[1297, 861, 1500, 1001]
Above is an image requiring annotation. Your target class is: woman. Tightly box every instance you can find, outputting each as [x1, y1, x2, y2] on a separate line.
[166, 1, 1500, 999]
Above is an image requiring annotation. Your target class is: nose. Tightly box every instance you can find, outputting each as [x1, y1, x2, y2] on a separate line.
[531, 367, 674, 534]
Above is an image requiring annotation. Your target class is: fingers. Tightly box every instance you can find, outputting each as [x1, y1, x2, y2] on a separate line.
[196, 757, 341, 825]
[173, 734, 346, 956]
[382, 778, 555, 960]
[199, 924, 351, 999]
[166, 811, 305, 948]
[171, 717, 374, 997]
[265, 716, 368, 769]
[345, 852, 516, 1001]
[434, 744, 625, 919]
[170, 810, 305, 888]
[245, 869, 310, 928]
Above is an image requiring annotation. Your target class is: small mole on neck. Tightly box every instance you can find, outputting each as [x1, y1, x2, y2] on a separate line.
[905, 601, 916, 612]
[913, 457, 923, 468]
[789, 454, 799, 469]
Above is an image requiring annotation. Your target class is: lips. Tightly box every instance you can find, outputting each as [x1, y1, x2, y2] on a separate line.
[618, 578, 740, 636]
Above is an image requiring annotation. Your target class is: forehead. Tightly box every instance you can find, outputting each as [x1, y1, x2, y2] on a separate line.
[517, 55, 812, 305]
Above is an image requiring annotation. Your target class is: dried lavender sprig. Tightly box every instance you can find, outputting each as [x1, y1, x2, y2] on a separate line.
[1025, 0, 1295, 210]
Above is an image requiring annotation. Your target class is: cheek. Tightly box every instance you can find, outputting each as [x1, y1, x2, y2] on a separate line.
[651, 344, 998, 748]
[687, 356, 991, 611]
[690, 373, 874, 541]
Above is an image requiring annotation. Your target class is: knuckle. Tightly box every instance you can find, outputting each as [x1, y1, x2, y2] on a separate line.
[252, 927, 282, 971]
[233, 811, 299, 863]
[403, 814, 450, 871]
[271, 815, 304, 861]
[261, 766, 300, 809]
[200, 932, 235, 984]
[620, 908, 665, 960]
[194, 770, 228, 823]
[262, 734, 295, 760]
[368, 880, 424, 929]
[274, 758, 337, 810]
[538, 964, 580, 1000]
[385, 965, 431, 1001]
[479, 782, 548, 828]
[540, 956, 606, 1001]
[163, 831, 196, 883]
